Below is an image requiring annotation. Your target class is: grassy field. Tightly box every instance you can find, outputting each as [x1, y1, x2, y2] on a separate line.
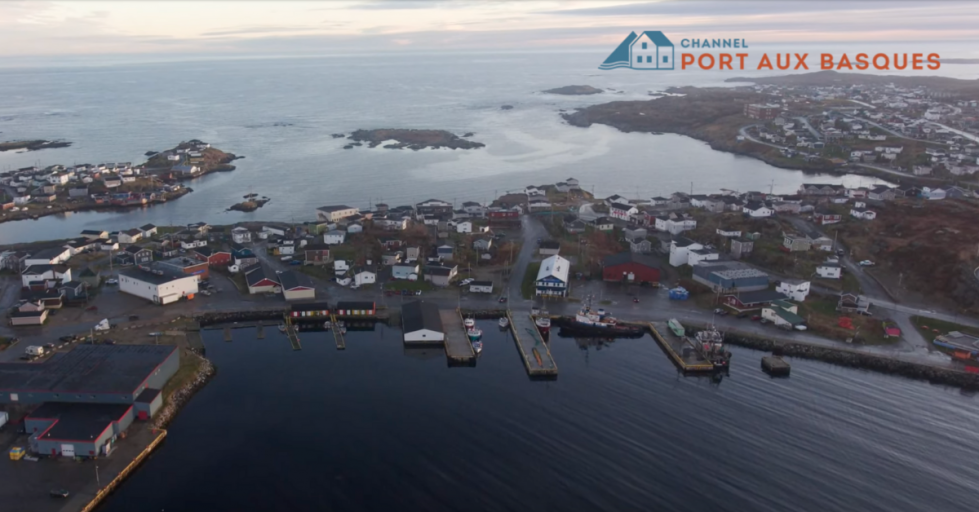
[521, 262, 541, 299]
[798, 298, 892, 345]
[297, 264, 333, 281]
[910, 315, 979, 341]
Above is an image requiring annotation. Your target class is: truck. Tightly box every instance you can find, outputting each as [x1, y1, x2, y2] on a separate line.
[0, 411, 8, 430]
[25, 345, 45, 358]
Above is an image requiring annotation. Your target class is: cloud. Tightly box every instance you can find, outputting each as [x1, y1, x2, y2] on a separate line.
[201, 25, 336, 37]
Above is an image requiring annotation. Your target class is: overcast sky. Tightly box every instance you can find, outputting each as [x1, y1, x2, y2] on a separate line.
[2, 1, 977, 59]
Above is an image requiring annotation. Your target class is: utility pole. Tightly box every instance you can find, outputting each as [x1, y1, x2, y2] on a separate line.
[769, 179, 775, 195]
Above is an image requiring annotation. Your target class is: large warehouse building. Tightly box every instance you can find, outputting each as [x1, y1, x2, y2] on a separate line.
[119, 265, 199, 305]
[0, 345, 179, 458]
[402, 300, 444, 344]
[601, 251, 661, 284]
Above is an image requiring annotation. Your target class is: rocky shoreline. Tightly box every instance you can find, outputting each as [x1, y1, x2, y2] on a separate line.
[228, 194, 270, 212]
[0, 187, 192, 224]
[724, 332, 979, 389]
[542, 85, 603, 95]
[153, 352, 216, 428]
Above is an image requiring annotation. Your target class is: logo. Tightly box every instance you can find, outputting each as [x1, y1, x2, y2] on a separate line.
[599, 31, 674, 70]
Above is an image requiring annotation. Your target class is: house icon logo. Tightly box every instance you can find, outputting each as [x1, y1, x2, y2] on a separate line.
[599, 31, 674, 70]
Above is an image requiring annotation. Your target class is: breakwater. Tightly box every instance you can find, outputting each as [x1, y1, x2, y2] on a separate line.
[724, 332, 979, 389]
[154, 352, 216, 428]
[196, 309, 287, 327]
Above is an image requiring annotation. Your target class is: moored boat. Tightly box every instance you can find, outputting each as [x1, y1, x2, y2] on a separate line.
[467, 326, 483, 341]
[472, 340, 483, 354]
[534, 315, 551, 335]
[558, 296, 644, 337]
[499, 317, 509, 329]
[668, 318, 685, 337]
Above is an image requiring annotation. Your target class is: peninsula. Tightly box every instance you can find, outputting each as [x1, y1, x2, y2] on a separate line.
[725, 70, 979, 97]
[0, 139, 72, 152]
[346, 129, 485, 150]
[541, 85, 603, 95]
[0, 140, 236, 224]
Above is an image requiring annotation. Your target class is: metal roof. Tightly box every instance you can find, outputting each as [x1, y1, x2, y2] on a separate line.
[401, 301, 443, 334]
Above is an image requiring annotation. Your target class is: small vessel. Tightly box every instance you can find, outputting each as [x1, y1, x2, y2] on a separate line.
[467, 325, 483, 341]
[535, 312, 551, 334]
[560, 296, 644, 337]
[694, 324, 731, 370]
[668, 318, 685, 337]
[278, 323, 286, 333]
[464, 317, 476, 329]
[499, 316, 509, 329]
[471, 340, 483, 354]
[323, 321, 332, 330]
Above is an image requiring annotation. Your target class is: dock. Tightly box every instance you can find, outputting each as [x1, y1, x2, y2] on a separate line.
[762, 356, 791, 376]
[283, 316, 302, 351]
[649, 322, 715, 372]
[440, 309, 475, 364]
[330, 313, 346, 350]
[508, 310, 557, 377]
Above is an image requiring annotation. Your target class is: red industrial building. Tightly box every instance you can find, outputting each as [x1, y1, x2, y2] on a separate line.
[192, 247, 232, 267]
[601, 252, 661, 284]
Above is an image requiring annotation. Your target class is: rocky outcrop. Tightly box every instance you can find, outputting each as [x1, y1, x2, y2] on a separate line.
[542, 85, 604, 95]
[0, 139, 72, 152]
[347, 129, 485, 150]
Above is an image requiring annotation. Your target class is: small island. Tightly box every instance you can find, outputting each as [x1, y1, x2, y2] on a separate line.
[228, 194, 270, 212]
[0, 139, 72, 152]
[347, 129, 485, 150]
[541, 85, 604, 96]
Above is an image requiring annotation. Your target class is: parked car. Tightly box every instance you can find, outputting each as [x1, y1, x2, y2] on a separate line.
[49, 489, 70, 499]
[859, 260, 875, 266]
[736, 312, 748, 319]
[498, 297, 508, 303]
[759, 318, 771, 325]
[751, 315, 762, 321]
[105, 278, 118, 285]
[289, 260, 302, 266]
[713, 308, 728, 316]
[633, 297, 639, 303]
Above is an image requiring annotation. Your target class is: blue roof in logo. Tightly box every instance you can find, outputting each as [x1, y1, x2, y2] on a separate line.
[599, 31, 674, 70]
[599, 31, 638, 70]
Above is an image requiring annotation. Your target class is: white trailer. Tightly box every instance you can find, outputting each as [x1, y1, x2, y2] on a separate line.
[25, 345, 45, 357]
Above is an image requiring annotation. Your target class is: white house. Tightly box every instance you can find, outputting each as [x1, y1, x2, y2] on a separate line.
[316, 205, 359, 223]
[231, 227, 252, 244]
[118, 268, 199, 305]
[687, 247, 720, 266]
[117, 229, 143, 244]
[456, 221, 472, 234]
[629, 30, 674, 69]
[323, 230, 346, 245]
[776, 279, 811, 302]
[21, 265, 72, 288]
[743, 202, 773, 218]
[816, 262, 842, 279]
[469, 281, 494, 294]
[921, 187, 946, 201]
[535, 254, 570, 297]
[669, 237, 702, 267]
[354, 270, 376, 287]
[609, 202, 638, 221]
[23, 247, 72, 266]
[666, 218, 697, 235]
[346, 223, 363, 234]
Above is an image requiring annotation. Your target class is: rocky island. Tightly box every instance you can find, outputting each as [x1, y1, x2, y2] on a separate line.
[229, 193, 270, 212]
[347, 129, 485, 150]
[0, 139, 72, 152]
[541, 85, 604, 95]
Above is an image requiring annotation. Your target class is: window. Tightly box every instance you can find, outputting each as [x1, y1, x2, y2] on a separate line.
[663, 56, 669, 64]
[646, 56, 652, 63]
[637, 56, 642, 63]
[642, 42, 647, 50]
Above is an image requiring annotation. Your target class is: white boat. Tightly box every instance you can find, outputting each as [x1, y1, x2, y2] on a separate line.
[463, 317, 476, 329]
[467, 326, 482, 341]
[278, 323, 286, 333]
[499, 317, 509, 329]
[471, 340, 483, 354]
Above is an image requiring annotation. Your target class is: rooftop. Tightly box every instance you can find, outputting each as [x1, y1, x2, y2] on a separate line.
[317, 205, 356, 212]
[602, 251, 659, 269]
[401, 301, 443, 334]
[726, 289, 788, 305]
[29, 402, 133, 442]
[119, 267, 194, 286]
[278, 270, 314, 291]
[0, 344, 177, 396]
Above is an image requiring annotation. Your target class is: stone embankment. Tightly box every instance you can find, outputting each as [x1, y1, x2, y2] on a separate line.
[196, 309, 287, 326]
[154, 353, 215, 428]
[725, 333, 979, 389]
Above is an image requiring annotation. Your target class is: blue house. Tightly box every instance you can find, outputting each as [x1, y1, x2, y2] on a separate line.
[600, 31, 674, 70]
[535, 255, 570, 297]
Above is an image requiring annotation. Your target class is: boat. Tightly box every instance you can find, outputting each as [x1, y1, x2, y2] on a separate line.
[467, 325, 483, 341]
[499, 317, 509, 329]
[668, 318, 685, 337]
[694, 324, 731, 370]
[558, 296, 644, 337]
[463, 317, 476, 329]
[278, 323, 286, 333]
[323, 321, 332, 330]
[471, 340, 483, 354]
[534, 311, 551, 334]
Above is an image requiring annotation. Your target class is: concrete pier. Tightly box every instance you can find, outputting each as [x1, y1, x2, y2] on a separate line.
[331, 313, 346, 350]
[649, 322, 716, 372]
[508, 311, 557, 377]
[283, 316, 302, 350]
[441, 309, 475, 364]
[762, 356, 791, 376]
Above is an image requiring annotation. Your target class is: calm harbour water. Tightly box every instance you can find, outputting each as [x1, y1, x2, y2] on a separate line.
[0, 52, 899, 243]
[98, 323, 979, 512]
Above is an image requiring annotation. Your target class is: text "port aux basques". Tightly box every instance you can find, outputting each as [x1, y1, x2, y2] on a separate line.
[680, 53, 941, 71]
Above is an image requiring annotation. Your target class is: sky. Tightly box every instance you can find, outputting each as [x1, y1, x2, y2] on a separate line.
[1, 0, 978, 60]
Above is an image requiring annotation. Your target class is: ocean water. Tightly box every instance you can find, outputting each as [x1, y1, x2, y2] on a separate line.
[98, 323, 979, 512]
[0, 51, 897, 243]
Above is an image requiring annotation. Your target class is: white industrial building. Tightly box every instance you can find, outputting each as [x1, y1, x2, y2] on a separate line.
[118, 268, 199, 305]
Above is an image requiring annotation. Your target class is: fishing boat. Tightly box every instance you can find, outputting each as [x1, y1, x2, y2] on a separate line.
[464, 317, 476, 329]
[534, 310, 551, 335]
[471, 340, 483, 354]
[499, 317, 509, 329]
[467, 325, 483, 341]
[694, 324, 731, 369]
[557, 296, 644, 337]
[668, 318, 685, 337]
